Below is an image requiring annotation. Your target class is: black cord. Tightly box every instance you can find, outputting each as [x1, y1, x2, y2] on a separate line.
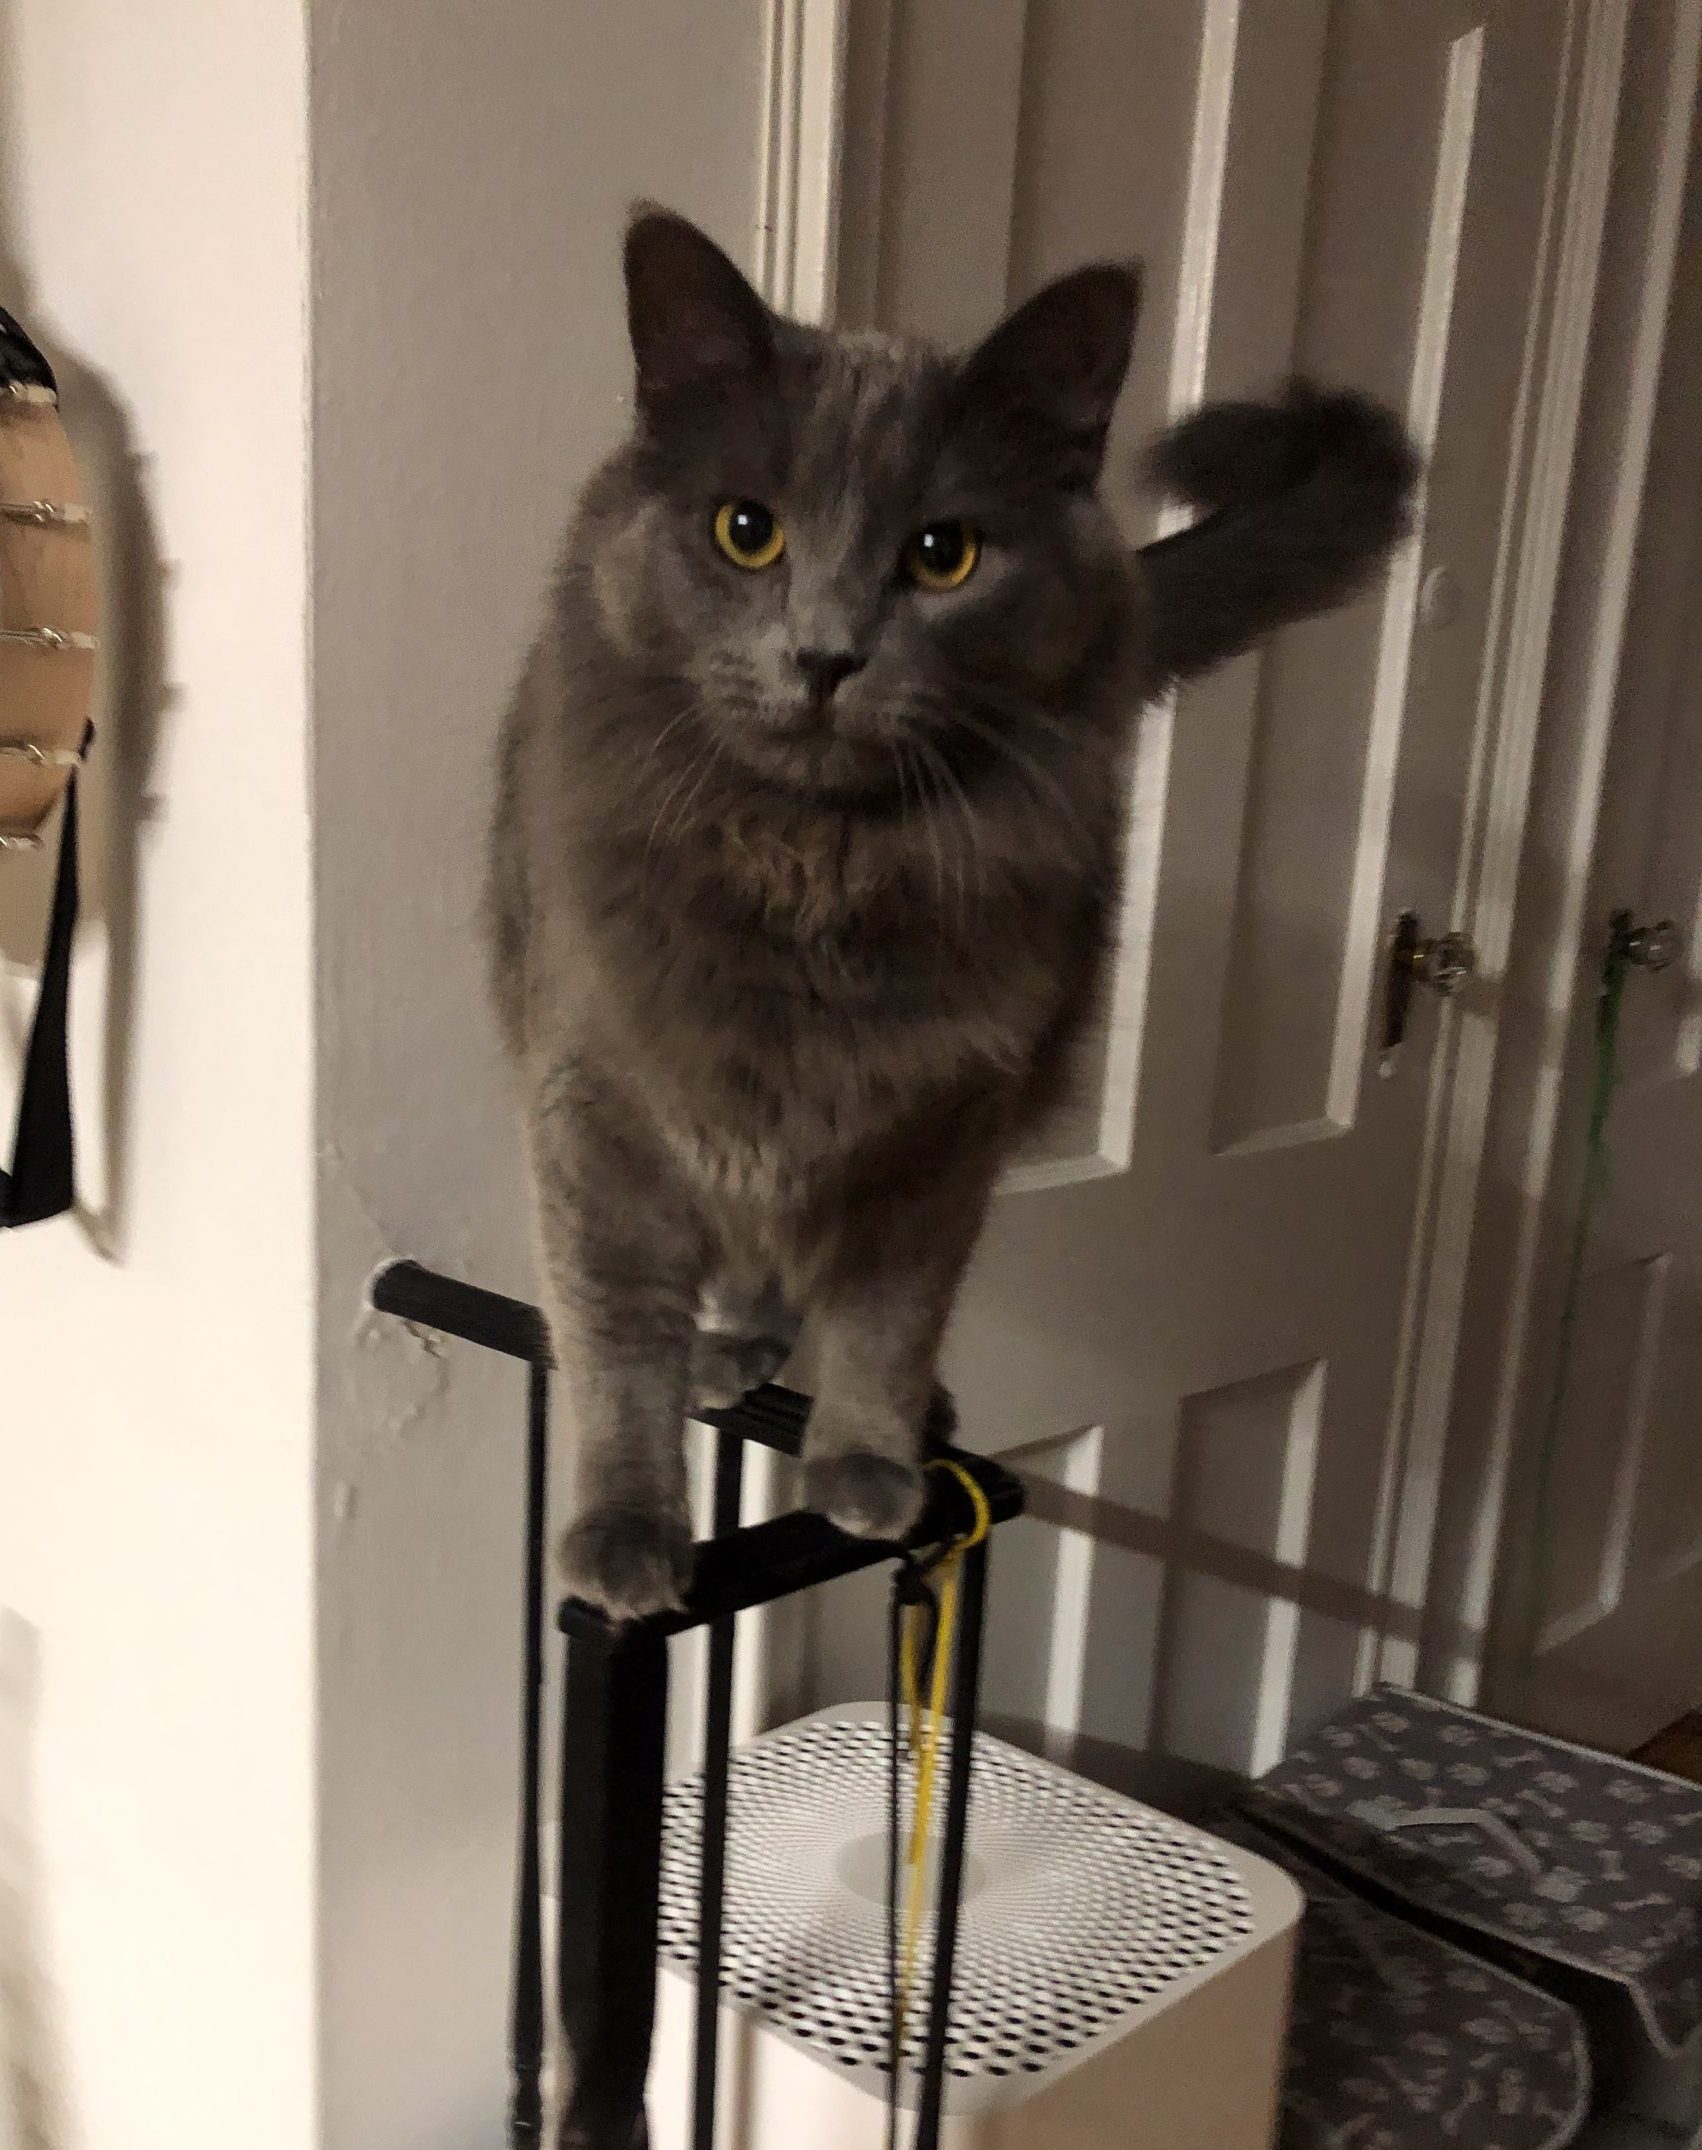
[507, 1358, 550, 2147]
[886, 1574, 903, 2150]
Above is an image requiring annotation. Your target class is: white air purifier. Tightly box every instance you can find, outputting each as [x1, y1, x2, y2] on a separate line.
[647, 1707, 1302, 2150]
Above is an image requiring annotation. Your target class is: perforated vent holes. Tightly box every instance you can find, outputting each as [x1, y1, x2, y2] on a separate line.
[657, 1710, 1257, 2099]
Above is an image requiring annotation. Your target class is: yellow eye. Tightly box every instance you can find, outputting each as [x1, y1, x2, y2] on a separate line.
[713, 499, 786, 570]
[903, 521, 980, 591]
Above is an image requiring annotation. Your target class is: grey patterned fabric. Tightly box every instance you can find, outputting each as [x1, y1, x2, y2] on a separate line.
[1221, 1816, 1590, 2150]
[1244, 1686, 1702, 2058]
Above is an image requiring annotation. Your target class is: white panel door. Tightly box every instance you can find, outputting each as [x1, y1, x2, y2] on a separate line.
[805, 0, 1589, 1787]
[1509, 41, 1702, 1750]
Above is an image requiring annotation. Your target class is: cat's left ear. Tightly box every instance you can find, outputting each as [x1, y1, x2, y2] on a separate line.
[624, 205, 777, 424]
[959, 262, 1141, 486]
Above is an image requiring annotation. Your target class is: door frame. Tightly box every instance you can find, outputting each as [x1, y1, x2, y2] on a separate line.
[1399, 0, 1702, 1714]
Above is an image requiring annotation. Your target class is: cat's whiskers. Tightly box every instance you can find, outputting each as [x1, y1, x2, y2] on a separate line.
[996, 702, 1094, 751]
[657, 736, 729, 858]
[947, 708, 1097, 857]
[643, 735, 723, 868]
[907, 732, 989, 927]
[894, 739, 953, 932]
[631, 703, 700, 792]
[913, 679, 1090, 756]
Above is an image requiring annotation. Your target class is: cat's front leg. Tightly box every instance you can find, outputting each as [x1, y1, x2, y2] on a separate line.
[689, 1270, 800, 1412]
[800, 1153, 997, 1544]
[803, 1280, 951, 1541]
[527, 1069, 708, 1621]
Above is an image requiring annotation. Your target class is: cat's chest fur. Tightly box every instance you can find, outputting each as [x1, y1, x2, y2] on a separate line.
[582, 796, 1087, 1190]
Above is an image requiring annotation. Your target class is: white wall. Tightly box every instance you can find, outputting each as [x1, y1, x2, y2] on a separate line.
[0, 3, 315, 2149]
[1, 2, 770, 2141]
[307, 6, 765, 2145]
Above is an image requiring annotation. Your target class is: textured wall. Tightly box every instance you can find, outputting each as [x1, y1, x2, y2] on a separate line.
[307, 6, 765, 2143]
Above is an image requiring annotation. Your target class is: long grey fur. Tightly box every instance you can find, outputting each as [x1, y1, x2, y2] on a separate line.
[487, 208, 1418, 1619]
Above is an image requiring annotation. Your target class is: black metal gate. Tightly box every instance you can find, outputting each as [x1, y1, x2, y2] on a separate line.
[370, 1260, 1024, 2150]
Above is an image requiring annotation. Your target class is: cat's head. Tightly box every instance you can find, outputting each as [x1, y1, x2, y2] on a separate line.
[586, 207, 1140, 802]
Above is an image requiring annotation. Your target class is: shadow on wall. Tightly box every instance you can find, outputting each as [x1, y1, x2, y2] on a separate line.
[0, 9, 168, 1263]
[1014, 1465, 1485, 1672]
[0, 1611, 68, 2150]
[972, 1460, 1491, 1814]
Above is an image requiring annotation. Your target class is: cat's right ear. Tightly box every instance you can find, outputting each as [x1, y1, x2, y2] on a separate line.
[624, 206, 776, 423]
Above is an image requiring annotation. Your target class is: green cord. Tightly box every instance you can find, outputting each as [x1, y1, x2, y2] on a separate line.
[1519, 911, 1635, 1670]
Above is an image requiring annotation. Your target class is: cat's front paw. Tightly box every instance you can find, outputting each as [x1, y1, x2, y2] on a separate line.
[689, 1328, 792, 1413]
[805, 1451, 926, 1544]
[558, 1508, 693, 1622]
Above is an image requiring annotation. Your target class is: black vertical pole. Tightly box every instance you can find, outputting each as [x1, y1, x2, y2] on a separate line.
[884, 1578, 907, 2150]
[913, 1537, 989, 2150]
[363, 1270, 1027, 2150]
[557, 1616, 670, 2150]
[691, 1429, 745, 2150]
[509, 1360, 551, 2147]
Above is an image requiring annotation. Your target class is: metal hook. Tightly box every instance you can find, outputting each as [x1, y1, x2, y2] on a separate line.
[0, 626, 98, 652]
[0, 499, 90, 527]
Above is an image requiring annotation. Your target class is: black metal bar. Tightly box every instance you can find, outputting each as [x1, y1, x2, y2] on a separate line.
[368, 1260, 1027, 2150]
[914, 1537, 990, 2150]
[556, 1619, 670, 2150]
[885, 1581, 906, 2150]
[509, 1359, 551, 2148]
[370, 1261, 972, 1469]
[559, 1458, 1023, 1645]
[691, 1431, 744, 2150]
[371, 1257, 549, 1364]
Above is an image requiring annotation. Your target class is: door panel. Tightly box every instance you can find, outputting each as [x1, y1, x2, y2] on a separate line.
[1150, 1361, 1325, 1774]
[1518, 52, 1702, 1739]
[807, 1, 1578, 1787]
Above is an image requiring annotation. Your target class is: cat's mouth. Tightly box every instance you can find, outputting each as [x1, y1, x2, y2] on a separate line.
[762, 714, 834, 744]
[753, 682, 854, 739]
[725, 708, 906, 802]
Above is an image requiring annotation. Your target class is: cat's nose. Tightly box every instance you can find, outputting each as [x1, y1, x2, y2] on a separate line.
[793, 648, 866, 701]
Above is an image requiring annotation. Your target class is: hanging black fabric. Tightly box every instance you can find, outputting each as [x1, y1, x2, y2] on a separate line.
[1, 746, 83, 1227]
[0, 304, 89, 1231]
[0, 305, 56, 398]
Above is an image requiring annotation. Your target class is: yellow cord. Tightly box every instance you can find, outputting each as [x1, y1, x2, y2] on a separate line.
[895, 1461, 993, 2043]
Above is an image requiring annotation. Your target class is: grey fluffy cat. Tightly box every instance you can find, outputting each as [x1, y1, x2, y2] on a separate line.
[489, 208, 1416, 1621]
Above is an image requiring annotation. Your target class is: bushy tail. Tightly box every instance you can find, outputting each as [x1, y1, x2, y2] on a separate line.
[1137, 382, 1419, 685]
